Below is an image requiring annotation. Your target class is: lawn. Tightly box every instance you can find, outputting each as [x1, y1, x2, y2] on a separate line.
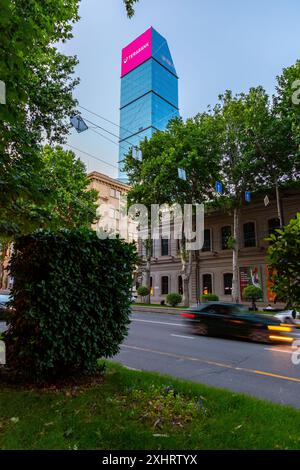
[1, 362, 300, 450]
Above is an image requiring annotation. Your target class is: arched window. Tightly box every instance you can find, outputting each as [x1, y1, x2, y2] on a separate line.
[161, 276, 169, 295]
[202, 229, 212, 251]
[221, 226, 231, 250]
[161, 238, 169, 256]
[178, 275, 183, 295]
[268, 218, 280, 236]
[202, 274, 212, 295]
[223, 273, 233, 295]
[243, 222, 256, 247]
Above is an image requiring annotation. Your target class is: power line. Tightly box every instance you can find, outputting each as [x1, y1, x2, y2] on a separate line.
[78, 105, 134, 136]
[65, 143, 119, 171]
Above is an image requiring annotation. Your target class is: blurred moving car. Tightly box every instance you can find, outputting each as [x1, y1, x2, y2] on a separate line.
[181, 302, 294, 344]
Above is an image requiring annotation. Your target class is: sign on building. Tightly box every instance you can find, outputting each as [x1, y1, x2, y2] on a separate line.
[239, 266, 262, 300]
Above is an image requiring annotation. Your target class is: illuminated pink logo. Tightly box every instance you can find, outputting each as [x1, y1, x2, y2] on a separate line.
[121, 28, 152, 77]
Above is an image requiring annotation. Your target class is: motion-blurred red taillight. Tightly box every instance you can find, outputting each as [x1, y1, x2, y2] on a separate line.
[181, 312, 197, 319]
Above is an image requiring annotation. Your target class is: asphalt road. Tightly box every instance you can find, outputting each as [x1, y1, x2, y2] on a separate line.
[2, 313, 300, 407]
[114, 311, 300, 408]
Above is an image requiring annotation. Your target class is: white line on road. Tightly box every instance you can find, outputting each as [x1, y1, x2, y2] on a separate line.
[132, 318, 183, 327]
[265, 347, 294, 354]
[171, 334, 194, 339]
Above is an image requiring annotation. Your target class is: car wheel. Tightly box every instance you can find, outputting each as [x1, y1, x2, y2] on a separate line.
[249, 329, 269, 343]
[195, 322, 209, 336]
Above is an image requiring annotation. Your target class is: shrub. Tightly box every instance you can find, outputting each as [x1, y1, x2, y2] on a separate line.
[137, 286, 150, 302]
[201, 294, 219, 302]
[243, 285, 263, 311]
[267, 214, 300, 309]
[5, 229, 137, 379]
[166, 293, 182, 307]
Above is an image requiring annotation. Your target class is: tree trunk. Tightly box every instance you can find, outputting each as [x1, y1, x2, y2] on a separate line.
[180, 240, 193, 307]
[144, 236, 151, 304]
[231, 207, 240, 303]
[275, 179, 284, 227]
[0, 242, 9, 290]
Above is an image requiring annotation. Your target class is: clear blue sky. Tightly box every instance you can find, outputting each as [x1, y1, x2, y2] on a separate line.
[60, 0, 300, 178]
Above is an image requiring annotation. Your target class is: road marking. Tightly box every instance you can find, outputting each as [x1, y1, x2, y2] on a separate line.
[122, 344, 300, 384]
[265, 347, 294, 354]
[132, 318, 183, 327]
[171, 334, 194, 339]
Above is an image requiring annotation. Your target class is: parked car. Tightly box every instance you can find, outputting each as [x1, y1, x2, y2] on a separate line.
[274, 310, 300, 325]
[181, 302, 295, 344]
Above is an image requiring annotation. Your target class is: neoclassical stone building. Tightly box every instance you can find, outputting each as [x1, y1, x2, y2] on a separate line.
[138, 187, 300, 306]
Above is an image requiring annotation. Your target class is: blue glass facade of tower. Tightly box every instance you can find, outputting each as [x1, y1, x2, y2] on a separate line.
[119, 27, 179, 181]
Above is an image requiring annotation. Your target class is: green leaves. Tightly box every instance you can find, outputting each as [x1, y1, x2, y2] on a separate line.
[0, 1, 80, 239]
[5, 228, 137, 379]
[267, 213, 300, 308]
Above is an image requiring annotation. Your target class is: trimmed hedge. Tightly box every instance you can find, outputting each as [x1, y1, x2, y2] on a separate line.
[201, 294, 219, 302]
[137, 286, 150, 298]
[5, 229, 137, 379]
[166, 293, 182, 307]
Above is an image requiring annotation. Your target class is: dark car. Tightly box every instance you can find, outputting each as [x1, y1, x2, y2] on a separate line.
[181, 302, 294, 344]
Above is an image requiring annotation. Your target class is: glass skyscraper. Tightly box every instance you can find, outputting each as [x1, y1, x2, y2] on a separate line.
[119, 27, 179, 181]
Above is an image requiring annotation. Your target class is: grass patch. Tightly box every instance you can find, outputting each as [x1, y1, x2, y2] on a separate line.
[1, 362, 300, 450]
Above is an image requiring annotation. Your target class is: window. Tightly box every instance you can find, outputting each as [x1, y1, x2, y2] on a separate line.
[202, 229, 211, 252]
[223, 273, 233, 295]
[202, 274, 212, 295]
[151, 240, 154, 257]
[243, 222, 256, 247]
[161, 276, 169, 295]
[268, 218, 280, 236]
[109, 208, 119, 219]
[221, 226, 231, 250]
[110, 188, 120, 199]
[161, 238, 169, 256]
[178, 275, 183, 295]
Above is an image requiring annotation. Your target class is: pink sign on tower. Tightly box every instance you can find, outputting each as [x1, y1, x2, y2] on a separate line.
[121, 28, 152, 77]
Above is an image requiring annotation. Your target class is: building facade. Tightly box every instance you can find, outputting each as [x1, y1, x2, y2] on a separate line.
[138, 189, 300, 307]
[88, 171, 137, 242]
[119, 27, 179, 181]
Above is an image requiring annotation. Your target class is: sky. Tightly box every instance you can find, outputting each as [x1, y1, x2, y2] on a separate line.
[60, 0, 300, 178]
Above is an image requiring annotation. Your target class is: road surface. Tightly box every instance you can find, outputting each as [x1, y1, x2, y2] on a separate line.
[2, 312, 300, 407]
[114, 311, 300, 408]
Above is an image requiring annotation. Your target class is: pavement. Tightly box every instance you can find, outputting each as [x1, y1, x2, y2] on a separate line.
[114, 311, 300, 408]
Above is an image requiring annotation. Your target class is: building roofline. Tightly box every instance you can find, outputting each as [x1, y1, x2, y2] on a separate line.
[88, 171, 130, 191]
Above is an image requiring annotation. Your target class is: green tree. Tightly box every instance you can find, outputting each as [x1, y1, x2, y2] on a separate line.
[0, 145, 98, 289]
[137, 285, 150, 303]
[38, 145, 98, 230]
[215, 90, 269, 303]
[244, 86, 299, 226]
[123, 0, 140, 17]
[0, 0, 80, 239]
[243, 285, 263, 311]
[267, 213, 300, 309]
[124, 114, 222, 306]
